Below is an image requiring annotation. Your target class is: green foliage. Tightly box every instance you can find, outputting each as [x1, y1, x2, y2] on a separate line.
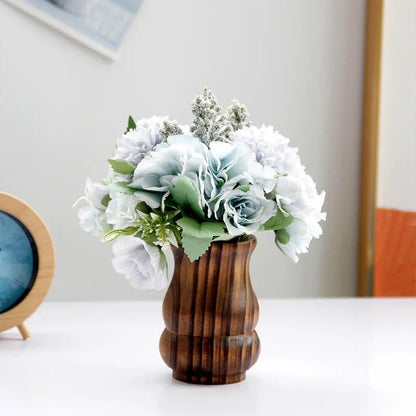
[103, 226, 139, 242]
[125, 115, 136, 134]
[262, 210, 294, 231]
[108, 159, 135, 175]
[107, 181, 136, 195]
[275, 228, 290, 245]
[101, 194, 110, 208]
[136, 210, 181, 246]
[135, 201, 150, 214]
[169, 176, 205, 219]
[177, 216, 225, 262]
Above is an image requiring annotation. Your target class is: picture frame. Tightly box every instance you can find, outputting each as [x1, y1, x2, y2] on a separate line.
[358, 0, 416, 296]
[2, 0, 143, 60]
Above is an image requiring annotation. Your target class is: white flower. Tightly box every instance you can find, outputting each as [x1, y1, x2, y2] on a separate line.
[111, 236, 169, 290]
[113, 116, 168, 168]
[78, 206, 107, 237]
[277, 220, 312, 262]
[275, 167, 326, 262]
[105, 192, 139, 229]
[278, 173, 326, 232]
[231, 125, 300, 174]
[77, 178, 110, 237]
[84, 178, 108, 210]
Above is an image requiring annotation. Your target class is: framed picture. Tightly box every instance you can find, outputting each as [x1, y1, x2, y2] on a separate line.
[2, 0, 143, 60]
[358, 0, 416, 296]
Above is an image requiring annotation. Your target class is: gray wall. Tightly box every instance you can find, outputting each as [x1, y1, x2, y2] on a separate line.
[0, 0, 366, 301]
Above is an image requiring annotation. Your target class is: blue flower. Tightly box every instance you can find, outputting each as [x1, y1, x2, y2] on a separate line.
[205, 142, 277, 218]
[214, 185, 276, 236]
[130, 135, 209, 209]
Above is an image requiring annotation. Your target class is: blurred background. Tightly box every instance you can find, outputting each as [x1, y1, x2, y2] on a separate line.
[0, 0, 366, 301]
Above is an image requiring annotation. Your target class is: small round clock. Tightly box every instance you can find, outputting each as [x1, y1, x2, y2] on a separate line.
[0, 193, 55, 339]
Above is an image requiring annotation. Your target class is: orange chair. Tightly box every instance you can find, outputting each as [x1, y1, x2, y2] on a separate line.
[374, 208, 416, 296]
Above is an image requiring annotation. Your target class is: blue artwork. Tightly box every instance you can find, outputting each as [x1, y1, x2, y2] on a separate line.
[0, 211, 38, 313]
[3, 0, 143, 59]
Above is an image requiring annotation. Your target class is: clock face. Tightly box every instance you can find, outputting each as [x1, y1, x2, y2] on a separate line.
[0, 211, 39, 314]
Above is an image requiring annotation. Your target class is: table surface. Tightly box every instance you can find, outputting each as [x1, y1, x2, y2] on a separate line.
[1, 298, 416, 416]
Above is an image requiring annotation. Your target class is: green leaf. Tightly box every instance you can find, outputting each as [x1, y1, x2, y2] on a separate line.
[125, 115, 136, 133]
[168, 224, 182, 245]
[169, 176, 205, 219]
[107, 181, 136, 195]
[108, 159, 135, 175]
[177, 217, 225, 238]
[101, 194, 110, 208]
[135, 201, 150, 214]
[181, 235, 212, 262]
[166, 209, 180, 220]
[275, 229, 290, 245]
[103, 226, 138, 242]
[177, 216, 226, 261]
[262, 210, 294, 231]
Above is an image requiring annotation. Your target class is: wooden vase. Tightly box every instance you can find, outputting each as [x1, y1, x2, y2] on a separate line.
[159, 236, 260, 384]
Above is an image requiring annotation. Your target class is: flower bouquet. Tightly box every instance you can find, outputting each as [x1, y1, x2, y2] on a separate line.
[77, 88, 326, 290]
[77, 88, 326, 383]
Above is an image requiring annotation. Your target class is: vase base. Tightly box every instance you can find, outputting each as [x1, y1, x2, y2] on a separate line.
[172, 371, 246, 385]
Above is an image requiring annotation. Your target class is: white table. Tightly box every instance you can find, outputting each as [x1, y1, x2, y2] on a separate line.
[1, 299, 415, 416]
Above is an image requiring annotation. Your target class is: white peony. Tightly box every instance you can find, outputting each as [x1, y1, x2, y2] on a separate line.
[113, 116, 168, 168]
[231, 125, 300, 174]
[112, 236, 169, 290]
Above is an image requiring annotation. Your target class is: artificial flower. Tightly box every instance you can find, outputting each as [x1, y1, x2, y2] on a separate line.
[214, 185, 276, 236]
[113, 116, 168, 168]
[111, 236, 168, 290]
[130, 135, 209, 209]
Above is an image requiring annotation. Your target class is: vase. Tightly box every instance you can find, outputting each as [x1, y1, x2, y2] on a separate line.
[159, 236, 260, 384]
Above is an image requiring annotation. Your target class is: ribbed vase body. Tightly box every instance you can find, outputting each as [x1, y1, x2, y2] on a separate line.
[159, 237, 260, 384]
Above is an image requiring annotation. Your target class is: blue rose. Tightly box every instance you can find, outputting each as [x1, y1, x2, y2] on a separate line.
[214, 185, 277, 236]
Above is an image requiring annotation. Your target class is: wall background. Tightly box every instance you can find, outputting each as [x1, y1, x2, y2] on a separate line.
[0, 0, 366, 301]
[378, 0, 416, 211]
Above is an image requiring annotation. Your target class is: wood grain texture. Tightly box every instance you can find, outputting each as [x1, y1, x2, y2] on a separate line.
[159, 236, 260, 384]
[374, 208, 416, 296]
[17, 322, 31, 340]
[358, 0, 384, 296]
